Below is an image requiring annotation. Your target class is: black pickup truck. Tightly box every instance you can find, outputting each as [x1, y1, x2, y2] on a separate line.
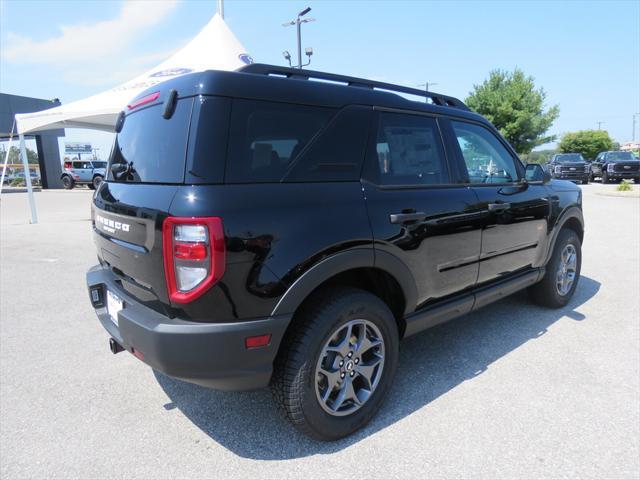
[86, 64, 584, 440]
[590, 151, 640, 183]
[548, 153, 591, 184]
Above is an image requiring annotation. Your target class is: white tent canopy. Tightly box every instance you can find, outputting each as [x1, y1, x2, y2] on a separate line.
[15, 13, 251, 135]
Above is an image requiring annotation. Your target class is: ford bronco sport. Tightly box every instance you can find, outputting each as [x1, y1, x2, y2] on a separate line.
[86, 64, 584, 440]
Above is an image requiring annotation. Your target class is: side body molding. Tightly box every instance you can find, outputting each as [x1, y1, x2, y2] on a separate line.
[271, 248, 418, 317]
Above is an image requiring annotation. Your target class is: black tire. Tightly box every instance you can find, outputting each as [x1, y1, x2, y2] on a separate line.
[61, 175, 74, 190]
[92, 175, 103, 189]
[602, 171, 610, 184]
[271, 287, 399, 441]
[581, 179, 589, 185]
[528, 229, 581, 308]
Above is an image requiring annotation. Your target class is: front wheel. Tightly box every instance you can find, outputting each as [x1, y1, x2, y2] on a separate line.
[271, 287, 399, 440]
[602, 171, 610, 184]
[529, 229, 581, 308]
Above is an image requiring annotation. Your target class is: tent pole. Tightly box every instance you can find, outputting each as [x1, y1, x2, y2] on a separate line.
[0, 119, 16, 195]
[217, 0, 224, 19]
[19, 133, 38, 224]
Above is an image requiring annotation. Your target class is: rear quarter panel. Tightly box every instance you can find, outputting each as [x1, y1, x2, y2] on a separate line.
[169, 183, 373, 322]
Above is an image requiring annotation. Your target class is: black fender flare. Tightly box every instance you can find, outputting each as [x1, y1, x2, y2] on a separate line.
[544, 206, 584, 265]
[270, 248, 418, 317]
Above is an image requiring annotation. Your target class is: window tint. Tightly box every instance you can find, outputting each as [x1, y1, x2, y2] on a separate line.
[372, 113, 447, 186]
[72, 162, 83, 169]
[185, 96, 230, 184]
[284, 106, 371, 182]
[225, 100, 335, 183]
[108, 98, 193, 183]
[225, 100, 334, 183]
[452, 121, 519, 184]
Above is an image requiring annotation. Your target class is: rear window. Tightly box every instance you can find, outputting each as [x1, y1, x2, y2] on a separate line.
[108, 98, 193, 183]
[225, 99, 335, 183]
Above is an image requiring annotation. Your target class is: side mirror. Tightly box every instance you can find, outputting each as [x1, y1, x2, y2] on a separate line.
[525, 163, 551, 184]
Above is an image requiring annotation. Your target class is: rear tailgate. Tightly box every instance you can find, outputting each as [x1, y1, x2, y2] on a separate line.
[93, 95, 195, 308]
[93, 182, 179, 305]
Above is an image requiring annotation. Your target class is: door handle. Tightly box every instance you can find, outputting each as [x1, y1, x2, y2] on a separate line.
[487, 202, 511, 213]
[389, 212, 427, 224]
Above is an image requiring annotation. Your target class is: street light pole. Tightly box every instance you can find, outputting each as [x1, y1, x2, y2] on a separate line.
[283, 7, 315, 69]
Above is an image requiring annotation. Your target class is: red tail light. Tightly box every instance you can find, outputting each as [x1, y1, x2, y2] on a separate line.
[162, 217, 225, 303]
[127, 91, 160, 110]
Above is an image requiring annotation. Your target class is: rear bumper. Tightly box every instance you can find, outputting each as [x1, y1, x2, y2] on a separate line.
[86, 265, 291, 391]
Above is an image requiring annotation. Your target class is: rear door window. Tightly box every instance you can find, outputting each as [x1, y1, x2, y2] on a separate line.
[108, 98, 194, 183]
[225, 99, 335, 183]
[367, 112, 449, 186]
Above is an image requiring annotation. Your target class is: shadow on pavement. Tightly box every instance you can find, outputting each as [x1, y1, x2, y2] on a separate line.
[154, 275, 600, 459]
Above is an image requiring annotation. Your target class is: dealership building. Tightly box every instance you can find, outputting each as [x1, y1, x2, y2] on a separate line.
[0, 93, 65, 189]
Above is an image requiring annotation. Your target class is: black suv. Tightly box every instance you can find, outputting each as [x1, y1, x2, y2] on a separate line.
[590, 151, 640, 183]
[86, 65, 584, 440]
[548, 153, 590, 184]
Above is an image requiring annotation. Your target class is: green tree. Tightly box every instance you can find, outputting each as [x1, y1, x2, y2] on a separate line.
[521, 149, 557, 165]
[6, 146, 39, 164]
[466, 68, 560, 155]
[558, 130, 614, 160]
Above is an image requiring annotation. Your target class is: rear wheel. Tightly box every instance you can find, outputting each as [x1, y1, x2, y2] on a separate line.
[529, 229, 581, 308]
[271, 287, 399, 440]
[61, 175, 74, 190]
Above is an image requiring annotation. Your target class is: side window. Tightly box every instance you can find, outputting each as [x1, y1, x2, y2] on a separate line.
[371, 112, 448, 186]
[72, 161, 83, 169]
[451, 121, 519, 184]
[225, 100, 335, 183]
[284, 106, 371, 182]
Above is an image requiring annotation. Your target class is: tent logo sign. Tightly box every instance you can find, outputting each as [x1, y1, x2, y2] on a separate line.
[150, 68, 194, 78]
[239, 53, 253, 65]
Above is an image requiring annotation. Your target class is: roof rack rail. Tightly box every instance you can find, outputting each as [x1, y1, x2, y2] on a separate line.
[239, 63, 469, 111]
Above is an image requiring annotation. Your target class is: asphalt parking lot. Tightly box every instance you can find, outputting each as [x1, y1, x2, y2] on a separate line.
[1, 183, 638, 479]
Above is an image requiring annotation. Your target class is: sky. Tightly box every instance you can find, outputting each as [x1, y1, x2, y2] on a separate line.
[1, 0, 639, 160]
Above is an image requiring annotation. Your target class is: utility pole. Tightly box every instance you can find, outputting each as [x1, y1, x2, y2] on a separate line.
[217, 0, 224, 19]
[633, 113, 640, 142]
[596, 121, 604, 130]
[282, 7, 315, 69]
[417, 82, 438, 102]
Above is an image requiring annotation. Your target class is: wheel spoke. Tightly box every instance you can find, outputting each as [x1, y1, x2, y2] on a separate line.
[332, 377, 360, 412]
[326, 323, 353, 357]
[356, 333, 382, 356]
[319, 366, 341, 402]
[355, 354, 382, 389]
